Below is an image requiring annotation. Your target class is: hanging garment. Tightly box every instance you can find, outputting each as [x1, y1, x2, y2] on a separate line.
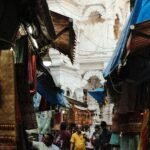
[109, 133, 120, 146]
[28, 54, 37, 94]
[36, 111, 52, 134]
[37, 73, 69, 107]
[39, 96, 50, 111]
[119, 112, 143, 133]
[14, 35, 28, 64]
[120, 134, 139, 150]
[111, 113, 120, 133]
[33, 92, 42, 110]
[54, 112, 61, 124]
[118, 82, 137, 114]
[138, 109, 150, 150]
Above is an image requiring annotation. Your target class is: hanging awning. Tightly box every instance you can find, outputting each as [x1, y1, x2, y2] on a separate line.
[65, 96, 88, 108]
[103, 0, 150, 78]
[88, 88, 105, 103]
[37, 73, 70, 107]
[50, 11, 76, 64]
[127, 20, 150, 52]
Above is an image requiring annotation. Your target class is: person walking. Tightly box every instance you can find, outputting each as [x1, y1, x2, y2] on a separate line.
[70, 125, 86, 150]
[84, 126, 94, 150]
[55, 122, 71, 150]
[91, 125, 101, 150]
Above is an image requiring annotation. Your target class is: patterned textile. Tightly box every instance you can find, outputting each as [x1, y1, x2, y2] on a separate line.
[119, 112, 143, 133]
[16, 64, 37, 130]
[0, 51, 17, 149]
[36, 111, 52, 134]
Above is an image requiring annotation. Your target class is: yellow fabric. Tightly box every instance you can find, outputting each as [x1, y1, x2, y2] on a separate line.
[70, 132, 86, 150]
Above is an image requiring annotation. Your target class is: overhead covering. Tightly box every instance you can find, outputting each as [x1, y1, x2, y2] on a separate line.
[37, 73, 69, 107]
[127, 20, 150, 52]
[74, 105, 96, 112]
[88, 88, 105, 103]
[50, 11, 76, 63]
[103, 0, 150, 77]
[65, 96, 88, 108]
[0, 0, 76, 63]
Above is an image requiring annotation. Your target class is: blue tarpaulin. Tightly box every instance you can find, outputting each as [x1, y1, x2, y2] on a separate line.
[103, 0, 150, 77]
[37, 74, 69, 107]
[88, 88, 105, 103]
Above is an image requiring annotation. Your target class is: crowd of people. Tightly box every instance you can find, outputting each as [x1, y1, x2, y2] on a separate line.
[28, 121, 115, 150]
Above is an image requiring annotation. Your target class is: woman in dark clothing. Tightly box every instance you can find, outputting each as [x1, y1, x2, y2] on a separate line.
[55, 122, 71, 150]
[91, 125, 101, 150]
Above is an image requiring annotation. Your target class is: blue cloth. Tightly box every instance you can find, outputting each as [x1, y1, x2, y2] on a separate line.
[109, 133, 120, 146]
[88, 88, 105, 103]
[37, 74, 69, 107]
[103, 0, 150, 77]
[33, 92, 41, 109]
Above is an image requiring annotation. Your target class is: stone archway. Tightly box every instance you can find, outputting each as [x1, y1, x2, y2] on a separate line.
[82, 70, 105, 89]
[82, 4, 106, 18]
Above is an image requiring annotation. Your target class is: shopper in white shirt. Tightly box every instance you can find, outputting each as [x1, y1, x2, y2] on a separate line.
[31, 133, 59, 150]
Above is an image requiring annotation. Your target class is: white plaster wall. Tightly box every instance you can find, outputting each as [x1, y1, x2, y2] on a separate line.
[47, 0, 130, 124]
[50, 65, 81, 96]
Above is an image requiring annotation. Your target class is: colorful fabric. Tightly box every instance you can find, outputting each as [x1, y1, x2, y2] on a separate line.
[88, 88, 105, 103]
[70, 132, 86, 150]
[36, 111, 52, 134]
[109, 133, 120, 146]
[33, 92, 41, 110]
[37, 73, 69, 107]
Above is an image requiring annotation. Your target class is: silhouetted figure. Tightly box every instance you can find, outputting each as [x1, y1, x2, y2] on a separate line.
[55, 122, 71, 150]
[99, 121, 111, 150]
[91, 125, 101, 150]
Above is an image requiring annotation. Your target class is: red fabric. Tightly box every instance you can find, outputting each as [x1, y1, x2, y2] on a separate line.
[55, 112, 61, 124]
[39, 96, 49, 111]
[138, 110, 149, 150]
[28, 54, 37, 94]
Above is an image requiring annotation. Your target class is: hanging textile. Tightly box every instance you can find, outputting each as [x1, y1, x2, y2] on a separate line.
[138, 109, 150, 150]
[0, 50, 17, 149]
[120, 134, 139, 150]
[36, 111, 52, 134]
[37, 73, 69, 107]
[88, 88, 105, 104]
[28, 54, 37, 94]
[14, 35, 28, 64]
[33, 92, 41, 110]
[39, 96, 50, 111]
